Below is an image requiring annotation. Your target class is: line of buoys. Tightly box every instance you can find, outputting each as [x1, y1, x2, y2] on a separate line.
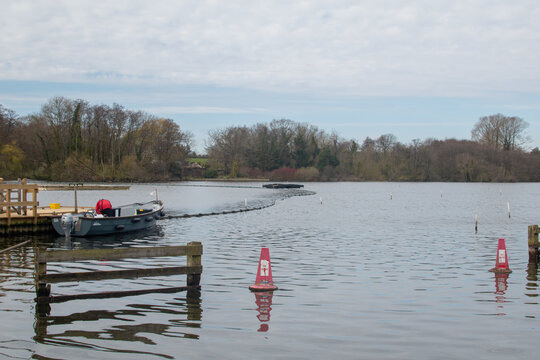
[489, 238, 512, 273]
[249, 248, 278, 291]
[162, 201, 275, 219]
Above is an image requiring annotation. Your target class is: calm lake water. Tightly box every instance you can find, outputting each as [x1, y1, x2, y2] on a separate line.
[1, 182, 539, 359]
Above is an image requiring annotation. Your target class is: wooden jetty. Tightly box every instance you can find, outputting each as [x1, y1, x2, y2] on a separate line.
[39, 184, 130, 191]
[1, 179, 46, 234]
[35, 241, 203, 304]
[1, 179, 115, 236]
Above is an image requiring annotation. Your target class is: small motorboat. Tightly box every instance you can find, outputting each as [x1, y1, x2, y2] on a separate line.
[51, 200, 164, 237]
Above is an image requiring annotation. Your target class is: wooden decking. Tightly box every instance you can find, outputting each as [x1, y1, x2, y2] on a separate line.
[39, 184, 130, 191]
[1, 180, 92, 235]
[0, 206, 92, 218]
[0, 206, 92, 235]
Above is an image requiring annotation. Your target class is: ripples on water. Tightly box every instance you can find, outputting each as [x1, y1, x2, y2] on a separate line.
[1, 182, 539, 359]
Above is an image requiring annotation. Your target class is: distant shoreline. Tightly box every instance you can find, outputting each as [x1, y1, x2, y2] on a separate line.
[183, 178, 270, 182]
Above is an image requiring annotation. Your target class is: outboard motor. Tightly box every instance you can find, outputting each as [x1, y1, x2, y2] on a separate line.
[61, 213, 75, 240]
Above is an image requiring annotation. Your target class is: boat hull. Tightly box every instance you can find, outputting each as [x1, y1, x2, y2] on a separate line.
[51, 201, 164, 237]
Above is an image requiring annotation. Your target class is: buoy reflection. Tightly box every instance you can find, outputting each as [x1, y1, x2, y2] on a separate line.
[495, 273, 509, 295]
[494, 272, 509, 316]
[254, 291, 274, 332]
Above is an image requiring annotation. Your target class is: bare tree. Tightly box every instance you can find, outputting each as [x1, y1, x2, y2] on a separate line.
[376, 134, 397, 154]
[0, 105, 19, 145]
[471, 114, 529, 151]
[206, 126, 250, 174]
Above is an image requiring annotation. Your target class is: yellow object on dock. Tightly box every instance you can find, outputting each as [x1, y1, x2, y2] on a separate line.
[50, 203, 60, 209]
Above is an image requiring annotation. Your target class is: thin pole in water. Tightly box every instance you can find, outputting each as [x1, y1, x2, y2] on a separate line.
[70, 183, 83, 213]
[507, 201, 511, 218]
[475, 214, 478, 233]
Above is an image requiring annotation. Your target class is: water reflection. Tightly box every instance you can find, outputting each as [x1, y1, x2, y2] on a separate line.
[254, 291, 274, 332]
[525, 261, 539, 298]
[34, 289, 202, 358]
[493, 273, 509, 316]
[494, 273, 509, 295]
[526, 261, 538, 290]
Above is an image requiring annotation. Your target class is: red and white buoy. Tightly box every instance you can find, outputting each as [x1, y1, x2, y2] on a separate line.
[249, 248, 278, 292]
[489, 238, 512, 273]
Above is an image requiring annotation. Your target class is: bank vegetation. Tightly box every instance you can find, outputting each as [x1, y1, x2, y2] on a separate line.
[1, 98, 192, 181]
[1, 98, 539, 182]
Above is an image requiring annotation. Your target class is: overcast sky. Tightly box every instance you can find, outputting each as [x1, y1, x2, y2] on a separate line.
[1, 0, 539, 152]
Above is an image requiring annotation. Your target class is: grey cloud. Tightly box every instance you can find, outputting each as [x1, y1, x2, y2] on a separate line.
[1, 0, 539, 96]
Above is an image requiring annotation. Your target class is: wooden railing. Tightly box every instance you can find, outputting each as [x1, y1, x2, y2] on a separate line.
[35, 242, 203, 304]
[0, 179, 39, 226]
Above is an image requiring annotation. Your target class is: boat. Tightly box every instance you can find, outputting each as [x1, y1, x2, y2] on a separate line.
[262, 183, 304, 189]
[51, 200, 164, 237]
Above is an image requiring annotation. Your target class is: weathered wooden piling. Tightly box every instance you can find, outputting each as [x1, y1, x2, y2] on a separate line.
[186, 241, 203, 287]
[34, 242, 203, 304]
[528, 225, 539, 263]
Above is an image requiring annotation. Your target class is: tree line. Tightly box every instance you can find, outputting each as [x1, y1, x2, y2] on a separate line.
[0, 97, 192, 181]
[2, 97, 539, 182]
[206, 117, 540, 182]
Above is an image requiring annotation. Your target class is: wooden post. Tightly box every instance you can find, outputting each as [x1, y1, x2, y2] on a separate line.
[16, 179, 21, 215]
[186, 241, 202, 287]
[32, 186, 38, 225]
[34, 247, 51, 299]
[528, 225, 539, 263]
[70, 183, 80, 213]
[6, 187, 11, 226]
[22, 178, 27, 216]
